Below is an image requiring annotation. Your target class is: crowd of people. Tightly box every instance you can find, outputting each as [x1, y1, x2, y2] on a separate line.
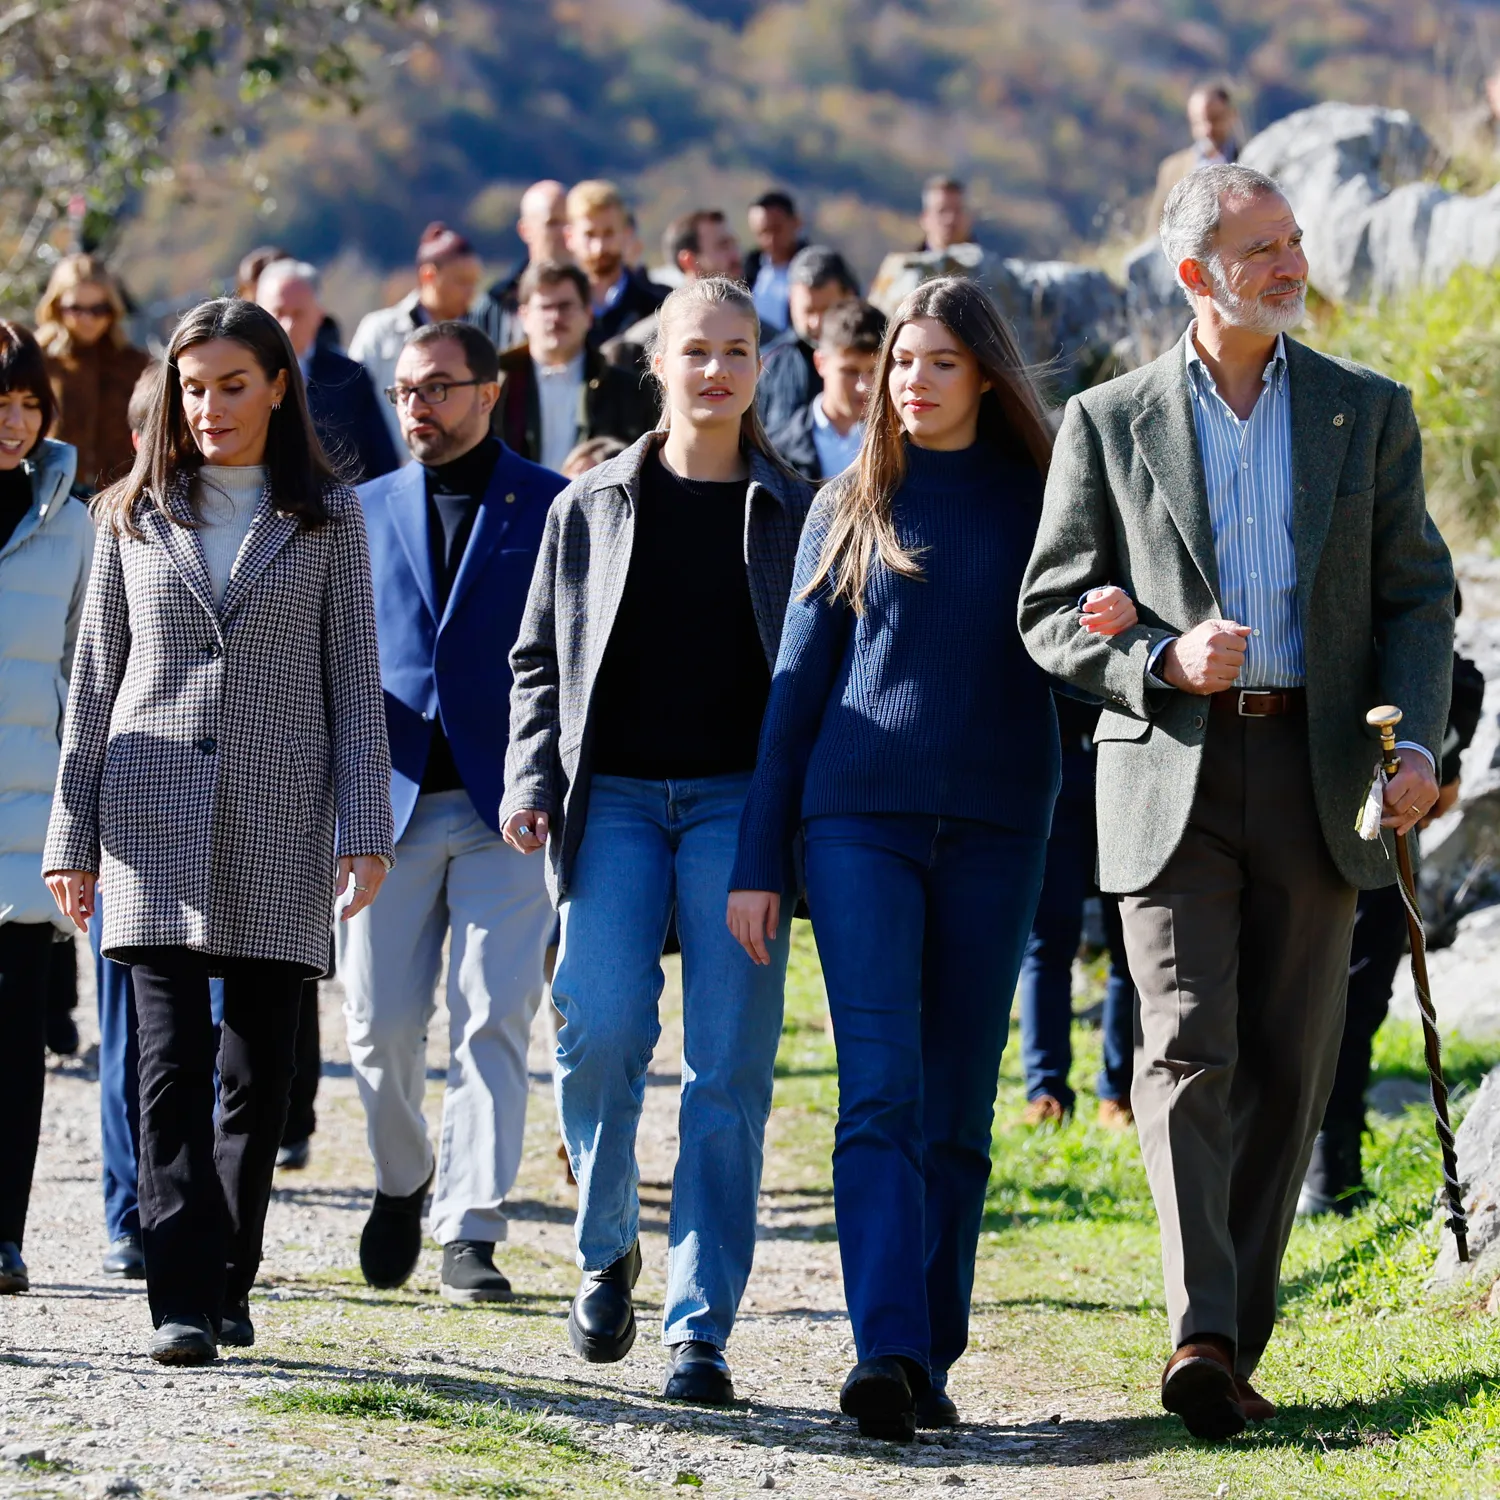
[0, 74, 1471, 1450]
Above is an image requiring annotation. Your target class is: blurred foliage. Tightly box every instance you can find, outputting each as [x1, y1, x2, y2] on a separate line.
[110, 0, 1500, 309]
[1308, 266, 1500, 543]
[0, 0, 422, 315]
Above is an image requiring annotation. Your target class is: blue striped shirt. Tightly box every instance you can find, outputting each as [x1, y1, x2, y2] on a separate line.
[1185, 330, 1302, 687]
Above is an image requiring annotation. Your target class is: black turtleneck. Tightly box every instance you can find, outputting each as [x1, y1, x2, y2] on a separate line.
[0, 465, 32, 553]
[424, 436, 499, 613]
[420, 435, 500, 794]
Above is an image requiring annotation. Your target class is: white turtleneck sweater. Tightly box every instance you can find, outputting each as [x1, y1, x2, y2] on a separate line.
[193, 464, 267, 606]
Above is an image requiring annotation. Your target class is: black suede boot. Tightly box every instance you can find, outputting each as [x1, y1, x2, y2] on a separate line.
[359, 1173, 432, 1289]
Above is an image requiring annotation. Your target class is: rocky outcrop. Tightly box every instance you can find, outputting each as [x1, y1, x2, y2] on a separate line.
[1240, 101, 1500, 304]
[1432, 1063, 1500, 1285]
[867, 243, 1127, 396]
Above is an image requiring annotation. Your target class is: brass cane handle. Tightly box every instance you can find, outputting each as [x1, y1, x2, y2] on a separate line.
[1367, 704, 1403, 776]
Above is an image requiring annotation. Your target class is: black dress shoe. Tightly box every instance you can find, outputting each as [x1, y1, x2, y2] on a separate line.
[359, 1174, 431, 1289]
[102, 1233, 146, 1279]
[276, 1137, 311, 1171]
[440, 1241, 513, 1303]
[0, 1241, 28, 1294]
[840, 1356, 920, 1443]
[663, 1341, 735, 1405]
[567, 1241, 641, 1363]
[219, 1299, 254, 1347]
[150, 1315, 218, 1366]
[916, 1388, 959, 1428]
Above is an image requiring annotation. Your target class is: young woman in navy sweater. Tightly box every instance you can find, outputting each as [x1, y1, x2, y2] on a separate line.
[728, 276, 1060, 1440]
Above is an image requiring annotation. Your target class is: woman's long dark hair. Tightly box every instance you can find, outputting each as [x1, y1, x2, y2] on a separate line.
[94, 298, 336, 538]
[803, 276, 1054, 614]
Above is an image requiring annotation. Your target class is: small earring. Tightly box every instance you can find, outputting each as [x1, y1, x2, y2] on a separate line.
[271, 401, 281, 411]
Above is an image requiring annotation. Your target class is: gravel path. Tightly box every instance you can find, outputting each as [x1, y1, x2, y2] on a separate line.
[1, 951, 1171, 1500]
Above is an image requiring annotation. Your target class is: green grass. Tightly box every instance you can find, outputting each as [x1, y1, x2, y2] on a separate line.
[1306, 265, 1500, 543]
[776, 925, 1500, 1499]
[250, 1379, 636, 1497]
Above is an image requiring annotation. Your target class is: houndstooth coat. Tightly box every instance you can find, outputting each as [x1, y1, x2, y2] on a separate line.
[43, 475, 395, 973]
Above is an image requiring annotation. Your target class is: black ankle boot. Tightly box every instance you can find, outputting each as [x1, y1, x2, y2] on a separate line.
[359, 1173, 432, 1289]
[840, 1356, 923, 1443]
[567, 1241, 641, 1363]
[663, 1341, 734, 1405]
[1297, 1126, 1367, 1218]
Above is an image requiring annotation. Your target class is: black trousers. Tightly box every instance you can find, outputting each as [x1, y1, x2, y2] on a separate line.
[1322, 882, 1407, 1141]
[282, 979, 321, 1146]
[0, 922, 56, 1248]
[126, 946, 308, 1328]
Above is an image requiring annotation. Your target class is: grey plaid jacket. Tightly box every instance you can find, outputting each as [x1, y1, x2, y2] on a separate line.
[501, 432, 813, 900]
[44, 477, 395, 972]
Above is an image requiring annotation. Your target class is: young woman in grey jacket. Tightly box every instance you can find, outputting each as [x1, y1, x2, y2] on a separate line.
[0, 322, 94, 1299]
[502, 277, 812, 1406]
[44, 299, 395, 1365]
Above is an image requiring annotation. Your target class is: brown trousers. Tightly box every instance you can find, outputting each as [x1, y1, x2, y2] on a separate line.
[1119, 702, 1359, 1376]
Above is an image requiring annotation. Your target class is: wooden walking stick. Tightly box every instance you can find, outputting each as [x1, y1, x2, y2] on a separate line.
[1365, 706, 1469, 1261]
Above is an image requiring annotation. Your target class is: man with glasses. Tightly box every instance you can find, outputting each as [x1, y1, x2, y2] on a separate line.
[344, 321, 566, 1305]
[495, 260, 655, 470]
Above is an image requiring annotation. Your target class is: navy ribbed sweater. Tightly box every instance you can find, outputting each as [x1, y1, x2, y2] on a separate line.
[730, 440, 1062, 893]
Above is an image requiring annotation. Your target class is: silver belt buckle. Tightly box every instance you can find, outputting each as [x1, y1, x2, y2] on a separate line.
[1237, 690, 1260, 717]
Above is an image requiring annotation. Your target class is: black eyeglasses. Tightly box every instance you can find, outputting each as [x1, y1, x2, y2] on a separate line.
[384, 379, 483, 408]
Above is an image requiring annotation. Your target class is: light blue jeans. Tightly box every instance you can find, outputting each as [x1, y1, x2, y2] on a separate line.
[553, 773, 791, 1349]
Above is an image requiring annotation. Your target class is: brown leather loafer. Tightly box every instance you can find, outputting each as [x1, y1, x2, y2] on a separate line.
[1023, 1095, 1069, 1127]
[1161, 1341, 1246, 1441]
[1234, 1376, 1276, 1422]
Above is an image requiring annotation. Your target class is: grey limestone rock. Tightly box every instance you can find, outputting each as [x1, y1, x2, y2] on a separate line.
[1432, 1063, 1500, 1283]
[867, 243, 1127, 396]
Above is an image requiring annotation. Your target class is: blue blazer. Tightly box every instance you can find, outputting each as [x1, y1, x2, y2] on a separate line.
[306, 345, 401, 484]
[358, 444, 566, 842]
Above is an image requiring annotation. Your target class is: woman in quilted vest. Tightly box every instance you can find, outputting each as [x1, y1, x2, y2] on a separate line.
[44, 299, 395, 1366]
[0, 322, 94, 1301]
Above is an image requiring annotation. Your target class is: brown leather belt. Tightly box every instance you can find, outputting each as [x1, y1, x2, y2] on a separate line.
[1210, 687, 1306, 718]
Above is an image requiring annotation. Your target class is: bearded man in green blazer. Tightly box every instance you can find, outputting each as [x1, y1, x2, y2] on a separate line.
[1020, 163, 1454, 1441]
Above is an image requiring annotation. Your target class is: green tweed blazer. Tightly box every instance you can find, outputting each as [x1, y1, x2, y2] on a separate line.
[1019, 333, 1455, 895]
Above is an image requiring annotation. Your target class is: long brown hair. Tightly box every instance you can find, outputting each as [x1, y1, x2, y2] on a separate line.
[645, 275, 798, 479]
[35, 254, 132, 357]
[804, 276, 1053, 614]
[94, 298, 337, 538]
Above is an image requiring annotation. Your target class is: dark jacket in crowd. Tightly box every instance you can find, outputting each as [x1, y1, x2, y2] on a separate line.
[467, 267, 524, 358]
[756, 325, 820, 435]
[44, 339, 152, 490]
[304, 344, 401, 484]
[495, 343, 657, 465]
[358, 440, 567, 843]
[589, 267, 671, 350]
[501, 431, 813, 901]
[768, 403, 822, 483]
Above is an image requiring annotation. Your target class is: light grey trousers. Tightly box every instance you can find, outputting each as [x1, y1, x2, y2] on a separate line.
[338, 790, 553, 1246]
[1119, 706, 1359, 1376]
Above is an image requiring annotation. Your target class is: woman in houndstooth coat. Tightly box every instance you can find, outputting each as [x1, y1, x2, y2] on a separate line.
[43, 299, 395, 1366]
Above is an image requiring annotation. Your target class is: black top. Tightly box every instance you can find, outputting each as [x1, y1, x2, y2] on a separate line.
[421, 436, 500, 793]
[591, 453, 770, 779]
[0, 465, 31, 554]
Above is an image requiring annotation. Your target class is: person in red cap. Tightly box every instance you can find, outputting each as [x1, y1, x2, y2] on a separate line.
[350, 223, 483, 454]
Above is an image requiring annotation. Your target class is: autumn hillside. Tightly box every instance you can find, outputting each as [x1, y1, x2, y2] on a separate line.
[117, 0, 1500, 316]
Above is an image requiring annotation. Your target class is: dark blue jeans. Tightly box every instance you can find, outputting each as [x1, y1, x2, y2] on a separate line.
[1017, 751, 1135, 1108]
[804, 813, 1046, 1386]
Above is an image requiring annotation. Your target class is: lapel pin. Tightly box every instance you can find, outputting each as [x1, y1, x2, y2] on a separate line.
[1333, 413, 1345, 426]
[505, 492, 516, 504]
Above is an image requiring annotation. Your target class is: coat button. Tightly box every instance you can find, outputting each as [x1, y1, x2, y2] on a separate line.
[202, 642, 220, 658]
[197, 736, 217, 756]
[1193, 715, 1205, 729]
[504, 492, 515, 504]
[1333, 413, 1345, 427]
